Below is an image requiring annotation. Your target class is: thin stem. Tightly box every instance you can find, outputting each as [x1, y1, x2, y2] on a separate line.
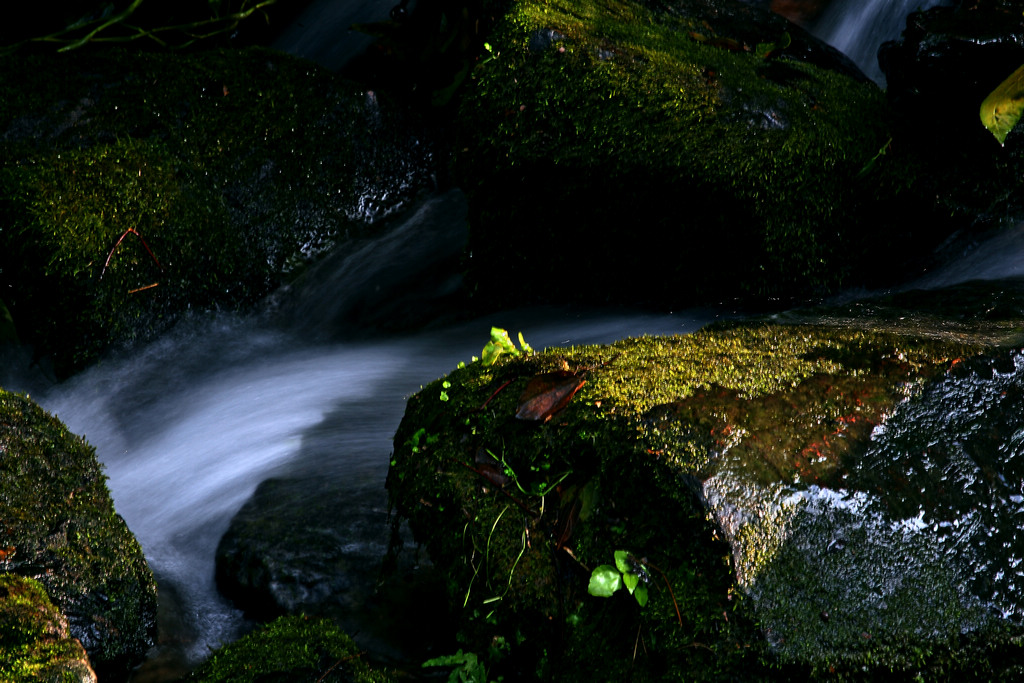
[3, 0, 276, 54]
[642, 559, 683, 627]
[57, 0, 147, 52]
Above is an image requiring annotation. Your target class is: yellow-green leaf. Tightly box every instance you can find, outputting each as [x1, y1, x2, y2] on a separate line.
[981, 64, 1024, 146]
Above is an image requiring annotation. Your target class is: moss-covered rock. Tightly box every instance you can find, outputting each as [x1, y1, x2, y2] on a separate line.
[185, 614, 395, 682]
[0, 47, 435, 375]
[452, 0, 939, 308]
[386, 282, 1024, 679]
[0, 574, 97, 683]
[0, 390, 157, 680]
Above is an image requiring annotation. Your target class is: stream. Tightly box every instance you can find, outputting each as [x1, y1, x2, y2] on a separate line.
[3, 0, 1022, 678]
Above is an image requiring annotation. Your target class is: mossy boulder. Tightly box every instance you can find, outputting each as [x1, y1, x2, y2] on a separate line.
[0, 574, 97, 683]
[0, 47, 435, 375]
[452, 0, 939, 308]
[0, 390, 157, 680]
[185, 614, 395, 682]
[387, 281, 1024, 679]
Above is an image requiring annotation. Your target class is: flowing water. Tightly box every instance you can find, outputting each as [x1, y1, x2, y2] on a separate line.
[809, 0, 950, 85]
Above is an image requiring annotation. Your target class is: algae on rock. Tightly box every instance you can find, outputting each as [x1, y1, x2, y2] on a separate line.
[186, 614, 395, 683]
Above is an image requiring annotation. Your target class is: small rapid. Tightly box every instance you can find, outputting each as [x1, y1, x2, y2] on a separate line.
[2, 192, 718, 669]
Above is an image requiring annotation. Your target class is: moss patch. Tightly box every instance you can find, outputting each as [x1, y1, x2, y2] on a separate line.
[0, 47, 434, 374]
[0, 390, 156, 679]
[186, 615, 394, 683]
[452, 0, 927, 307]
[0, 574, 96, 683]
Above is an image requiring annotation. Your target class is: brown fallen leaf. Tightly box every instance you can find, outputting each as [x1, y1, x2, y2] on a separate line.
[516, 370, 586, 422]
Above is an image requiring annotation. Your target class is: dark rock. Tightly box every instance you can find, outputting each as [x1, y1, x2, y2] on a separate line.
[0, 48, 437, 376]
[879, 1, 1024, 232]
[769, 0, 833, 26]
[453, 0, 938, 310]
[215, 477, 451, 667]
[271, 189, 470, 340]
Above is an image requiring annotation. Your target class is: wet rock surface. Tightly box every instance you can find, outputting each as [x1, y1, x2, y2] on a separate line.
[452, 0, 944, 310]
[703, 349, 1024, 670]
[0, 48, 437, 375]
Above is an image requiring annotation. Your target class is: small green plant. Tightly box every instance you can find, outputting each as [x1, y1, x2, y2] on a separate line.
[481, 327, 533, 366]
[403, 428, 438, 454]
[423, 649, 502, 683]
[588, 550, 650, 607]
[488, 448, 571, 499]
[480, 42, 499, 67]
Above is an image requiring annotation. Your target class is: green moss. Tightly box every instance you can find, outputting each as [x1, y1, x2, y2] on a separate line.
[0, 390, 156, 678]
[0, 574, 96, 683]
[453, 0, 921, 306]
[187, 615, 394, 683]
[387, 320, 1004, 679]
[0, 137, 242, 370]
[0, 47, 432, 374]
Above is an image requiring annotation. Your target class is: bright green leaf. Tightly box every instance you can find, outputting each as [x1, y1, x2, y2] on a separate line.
[634, 582, 649, 607]
[518, 331, 533, 354]
[480, 341, 500, 366]
[490, 326, 516, 350]
[481, 327, 519, 366]
[622, 571, 640, 594]
[588, 564, 623, 597]
[614, 550, 632, 574]
[981, 64, 1024, 146]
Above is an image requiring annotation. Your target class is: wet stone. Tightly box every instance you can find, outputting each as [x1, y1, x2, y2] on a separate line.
[709, 348, 1024, 669]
